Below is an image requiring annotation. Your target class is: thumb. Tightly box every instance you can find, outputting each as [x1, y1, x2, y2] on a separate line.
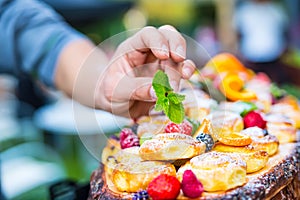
[112, 76, 156, 102]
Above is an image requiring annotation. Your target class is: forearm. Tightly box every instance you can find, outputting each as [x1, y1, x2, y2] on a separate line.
[0, 0, 88, 86]
[55, 39, 109, 108]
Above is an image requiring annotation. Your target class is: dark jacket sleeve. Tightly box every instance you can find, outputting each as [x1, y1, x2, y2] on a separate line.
[0, 0, 88, 87]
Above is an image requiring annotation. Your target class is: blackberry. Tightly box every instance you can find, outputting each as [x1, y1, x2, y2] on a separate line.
[132, 190, 149, 200]
[131, 123, 139, 134]
[110, 134, 120, 141]
[263, 129, 269, 136]
[195, 133, 215, 152]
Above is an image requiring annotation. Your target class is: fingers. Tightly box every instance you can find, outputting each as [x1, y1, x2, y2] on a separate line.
[129, 101, 155, 119]
[158, 25, 186, 62]
[160, 59, 196, 91]
[110, 25, 196, 102]
[161, 60, 182, 92]
[126, 25, 186, 62]
[128, 26, 170, 60]
[109, 60, 196, 102]
[109, 75, 155, 102]
[182, 59, 196, 79]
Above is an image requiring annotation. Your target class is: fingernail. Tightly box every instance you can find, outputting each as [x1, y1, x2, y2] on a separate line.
[170, 80, 178, 91]
[176, 46, 185, 58]
[183, 67, 192, 77]
[185, 59, 196, 68]
[160, 44, 169, 57]
[150, 86, 157, 100]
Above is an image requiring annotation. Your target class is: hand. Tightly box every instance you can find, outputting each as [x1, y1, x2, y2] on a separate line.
[97, 25, 196, 119]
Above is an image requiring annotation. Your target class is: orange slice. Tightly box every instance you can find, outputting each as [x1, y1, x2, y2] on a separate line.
[217, 131, 252, 146]
[220, 74, 257, 101]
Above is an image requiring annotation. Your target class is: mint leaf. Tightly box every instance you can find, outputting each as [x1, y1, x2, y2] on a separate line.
[236, 101, 258, 117]
[152, 70, 172, 98]
[168, 100, 185, 123]
[185, 117, 200, 136]
[152, 70, 185, 124]
[168, 93, 185, 104]
[154, 98, 164, 111]
[270, 83, 286, 99]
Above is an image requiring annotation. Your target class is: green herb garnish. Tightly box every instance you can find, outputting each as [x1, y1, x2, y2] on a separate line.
[185, 117, 201, 136]
[236, 101, 258, 117]
[270, 83, 286, 99]
[152, 70, 185, 124]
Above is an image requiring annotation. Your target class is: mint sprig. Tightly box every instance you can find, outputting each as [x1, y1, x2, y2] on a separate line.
[152, 70, 185, 124]
[270, 83, 286, 99]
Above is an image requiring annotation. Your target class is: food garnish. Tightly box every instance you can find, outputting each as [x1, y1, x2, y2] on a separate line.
[152, 70, 185, 124]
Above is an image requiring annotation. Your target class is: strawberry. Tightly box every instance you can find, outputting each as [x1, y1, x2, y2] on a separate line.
[147, 174, 181, 200]
[181, 170, 204, 198]
[243, 111, 266, 129]
[119, 128, 139, 149]
[165, 120, 192, 135]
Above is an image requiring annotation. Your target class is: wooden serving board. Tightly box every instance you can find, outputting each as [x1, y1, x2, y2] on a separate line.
[88, 143, 300, 200]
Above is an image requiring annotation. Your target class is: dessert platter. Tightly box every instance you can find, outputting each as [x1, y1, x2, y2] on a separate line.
[88, 53, 300, 200]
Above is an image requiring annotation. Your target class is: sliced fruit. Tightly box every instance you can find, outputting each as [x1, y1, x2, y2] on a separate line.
[213, 142, 257, 154]
[220, 74, 257, 101]
[214, 132, 279, 156]
[204, 53, 254, 80]
[217, 130, 252, 146]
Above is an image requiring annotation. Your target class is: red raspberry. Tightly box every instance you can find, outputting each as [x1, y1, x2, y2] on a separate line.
[243, 111, 266, 129]
[254, 72, 271, 84]
[181, 170, 204, 198]
[180, 120, 193, 135]
[119, 128, 139, 149]
[147, 174, 180, 200]
[120, 128, 133, 140]
[165, 120, 192, 135]
[165, 122, 181, 133]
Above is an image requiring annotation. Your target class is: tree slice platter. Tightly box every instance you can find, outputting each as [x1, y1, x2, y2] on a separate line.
[88, 142, 300, 200]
